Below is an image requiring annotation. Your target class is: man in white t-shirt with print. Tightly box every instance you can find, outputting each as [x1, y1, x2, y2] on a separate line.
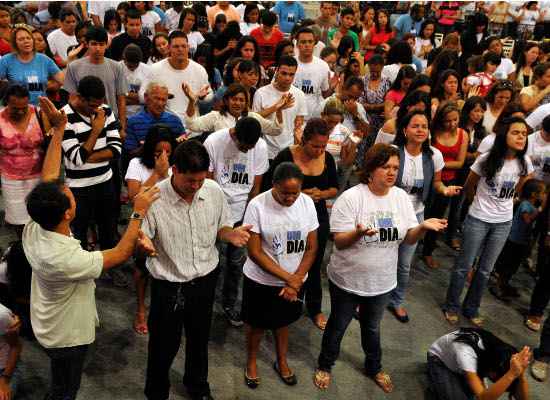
[293, 27, 336, 120]
[47, 9, 78, 67]
[204, 117, 268, 327]
[252, 55, 308, 160]
[141, 30, 213, 126]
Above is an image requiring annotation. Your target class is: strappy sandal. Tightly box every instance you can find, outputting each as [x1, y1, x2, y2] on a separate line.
[313, 369, 331, 390]
[373, 371, 393, 393]
[133, 312, 148, 335]
[244, 368, 260, 389]
[444, 310, 459, 325]
[273, 362, 297, 385]
[312, 313, 327, 330]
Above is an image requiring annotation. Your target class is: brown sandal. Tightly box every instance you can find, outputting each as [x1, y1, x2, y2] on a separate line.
[313, 369, 331, 390]
[313, 313, 327, 330]
[373, 371, 393, 393]
[133, 312, 148, 335]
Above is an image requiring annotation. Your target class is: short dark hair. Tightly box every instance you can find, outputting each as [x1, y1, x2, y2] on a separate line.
[173, 140, 210, 173]
[303, 118, 329, 142]
[368, 54, 385, 66]
[123, 43, 143, 64]
[168, 30, 188, 44]
[261, 10, 277, 27]
[85, 26, 108, 43]
[482, 51, 501, 67]
[4, 84, 29, 105]
[77, 76, 105, 100]
[126, 8, 142, 21]
[295, 27, 315, 41]
[273, 162, 304, 184]
[320, 46, 337, 59]
[60, 9, 78, 22]
[235, 117, 261, 147]
[343, 76, 364, 91]
[340, 7, 354, 18]
[26, 182, 71, 231]
[278, 55, 298, 69]
[360, 143, 400, 184]
[534, 62, 550, 80]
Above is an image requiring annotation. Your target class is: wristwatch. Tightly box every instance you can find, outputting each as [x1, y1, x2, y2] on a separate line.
[130, 211, 144, 221]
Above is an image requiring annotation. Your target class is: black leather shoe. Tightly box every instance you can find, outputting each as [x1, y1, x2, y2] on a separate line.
[244, 368, 260, 389]
[273, 362, 298, 386]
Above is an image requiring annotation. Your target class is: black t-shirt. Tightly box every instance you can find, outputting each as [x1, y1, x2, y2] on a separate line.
[108, 33, 152, 62]
[266, 147, 339, 222]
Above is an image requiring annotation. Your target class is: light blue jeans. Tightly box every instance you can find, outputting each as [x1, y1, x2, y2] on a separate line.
[444, 214, 512, 318]
[389, 211, 424, 309]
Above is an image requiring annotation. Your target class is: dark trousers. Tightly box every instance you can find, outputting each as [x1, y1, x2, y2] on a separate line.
[304, 219, 330, 317]
[493, 240, 530, 284]
[145, 268, 220, 400]
[71, 179, 117, 250]
[318, 281, 390, 376]
[535, 316, 550, 362]
[423, 179, 460, 256]
[426, 353, 474, 400]
[43, 345, 89, 400]
[529, 236, 550, 316]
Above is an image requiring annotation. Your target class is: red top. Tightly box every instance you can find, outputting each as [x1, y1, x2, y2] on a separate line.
[250, 27, 284, 68]
[434, 128, 465, 182]
[364, 28, 394, 60]
[0, 39, 11, 56]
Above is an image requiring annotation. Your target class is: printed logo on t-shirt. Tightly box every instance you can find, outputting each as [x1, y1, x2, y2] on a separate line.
[299, 78, 314, 95]
[272, 233, 284, 256]
[287, 13, 295, 23]
[220, 160, 250, 187]
[362, 211, 401, 247]
[287, 230, 305, 253]
[142, 27, 153, 37]
[27, 75, 43, 92]
[487, 175, 516, 199]
[129, 83, 141, 93]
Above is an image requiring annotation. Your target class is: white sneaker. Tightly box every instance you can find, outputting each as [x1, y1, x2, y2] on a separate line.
[531, 360, 548, 382]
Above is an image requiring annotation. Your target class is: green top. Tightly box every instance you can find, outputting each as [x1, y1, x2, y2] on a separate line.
[327, 28, 360, 52]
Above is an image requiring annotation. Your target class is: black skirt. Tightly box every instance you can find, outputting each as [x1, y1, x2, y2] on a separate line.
[241, 275, 304, 330]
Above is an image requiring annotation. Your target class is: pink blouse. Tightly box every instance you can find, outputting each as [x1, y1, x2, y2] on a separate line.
[0, 105, 44, 180]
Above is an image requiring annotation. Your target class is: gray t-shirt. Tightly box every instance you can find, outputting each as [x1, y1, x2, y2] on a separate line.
[64, 57, 128, 118]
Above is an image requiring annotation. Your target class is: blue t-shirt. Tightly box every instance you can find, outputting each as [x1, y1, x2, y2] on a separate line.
[394, 15, 424, 40]
[272, 1, 304, 34]
[0, 53, 60, 105]
[509, 200, 536, 245]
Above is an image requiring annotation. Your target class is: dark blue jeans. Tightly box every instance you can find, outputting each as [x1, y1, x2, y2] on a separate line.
[427, 353, 474, 400]
[318, 281, 391, 376]
[43, 344, 89, 400]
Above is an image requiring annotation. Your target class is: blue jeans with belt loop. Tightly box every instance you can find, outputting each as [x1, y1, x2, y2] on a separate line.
[444, 214, 512, 318]
[389, 211, 424, 309]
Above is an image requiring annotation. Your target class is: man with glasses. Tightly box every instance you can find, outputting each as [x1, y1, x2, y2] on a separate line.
[203, 117, 268, 327]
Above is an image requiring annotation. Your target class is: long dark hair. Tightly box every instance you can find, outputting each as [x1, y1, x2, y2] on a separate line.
[220, 83, 249, 117]
[232, 35, 260, 65]
[515, 42, 540, 74]
[139, 125, 176, 169]
[394, 110, 433, 155]
[178, 7, 198, 31]
[432, 69, 461, 101]
[387, 41, 412, 65]
[374, 9, 391, 34]
[431, 102, 460, 142]
[429, 49, 460, 87]
[418, 18, 436, 46]
[390, 65, 416, 91]
[454, 328, 518, 391]
[459, 96, 487, 145]
[482, 116, 528, 180]
[396, 90, 431, 124]
[150, 32, 169, 63]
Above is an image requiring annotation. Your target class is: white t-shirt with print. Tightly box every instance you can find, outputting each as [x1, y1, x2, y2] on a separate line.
[124, 157, 172, 184]
[495, 58, 514, 80]
[477, 133, 496, 154]
[141, 10, 161, 40]
[326, 123, 352, 166]
[252, 83, 308, 159]
[328, 184, 419, 297]
[469, 153, 534, 223]
[47, 28, 78, 62]
[120, 61, 153, 117]
[527, 131, 550, 185]
[429, 331, 484, 374]
[204, 128, 269, 224]
[293, 56, 330, 120]
[0, 303, 16, 370]
[399, 147, 445, 214]
[243, 191, 319, 286]
[187, 31, 205, 58]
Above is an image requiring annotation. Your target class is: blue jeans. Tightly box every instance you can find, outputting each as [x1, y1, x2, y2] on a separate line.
[444, 215, 512, 318]
[389, 211, 424, 309]
[318, 281, 391, 376]
[427, 353, 475, 400]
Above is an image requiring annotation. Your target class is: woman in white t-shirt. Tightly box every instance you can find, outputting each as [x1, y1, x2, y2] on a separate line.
[177, 8, 205, 58]
[239, 3, 260, 36]
[427, 328, 529, 399]
[443, 117, 534, 326]
[389, 111, 461, 322]
[314, 143, 447, 393]
[132, 1, 162, 40]
[242, 162, 318, 389]
[124, 127, 174, 335]
[481, 80, 514, 135]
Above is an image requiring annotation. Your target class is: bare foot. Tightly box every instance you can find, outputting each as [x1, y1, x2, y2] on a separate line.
[313, 369, 331, 390]
[313, 313, 327, 330]
[133, 312, 148, 335]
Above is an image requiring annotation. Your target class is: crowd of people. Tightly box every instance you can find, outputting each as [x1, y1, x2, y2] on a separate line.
[0, 1, 549, 399]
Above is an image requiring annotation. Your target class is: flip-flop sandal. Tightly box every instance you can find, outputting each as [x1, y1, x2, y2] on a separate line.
[313, 369, 331, 390]
[273, 362, 297, 386]
[373, 372, 393, 393]
[133, 313, 148, 335]
[444, 311, 459, 325]
[244, 368, 260, 389]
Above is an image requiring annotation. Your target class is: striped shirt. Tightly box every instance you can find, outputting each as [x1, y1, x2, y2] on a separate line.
[142, 178, 232, 282]
[61, 104, 122, 188]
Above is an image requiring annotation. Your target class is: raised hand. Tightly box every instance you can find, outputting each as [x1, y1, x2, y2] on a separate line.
[510, 346, 531, 377]
[133, 186, 161, 215]
[154, 150, 170, 177]
[197, 84, 211, 99]
[328, 72, 340, 91]
[39, 96, 67, 129]
[468, 85, 481, 98]
[181, 83, 197, 102]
